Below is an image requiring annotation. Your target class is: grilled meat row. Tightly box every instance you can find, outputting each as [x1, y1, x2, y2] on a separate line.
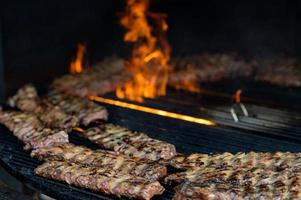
[35, 161, 165, 200]
[51, 55, 301, 98]
[8, 85, 79, 130]
[168, 152, 301, 199]
[77, 123, 177, 161]
[173, 166, 301, 200]
[170, 152, 235, 170]
[51, 57, 128, 97]
[31, 143, 167, 181]
[0, 108, 68, 150]
[45, 91, 108, 126]
[169, 151, 299, 171]
[8, 85, 108, 130]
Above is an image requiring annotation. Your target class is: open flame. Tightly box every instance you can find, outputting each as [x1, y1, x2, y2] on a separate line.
[116, 0, 171, 102]
[234, 89, 242, 103]
[70, 43, 86, 74]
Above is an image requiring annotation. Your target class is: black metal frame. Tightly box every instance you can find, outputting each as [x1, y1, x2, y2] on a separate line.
[0, 17, 5, 103]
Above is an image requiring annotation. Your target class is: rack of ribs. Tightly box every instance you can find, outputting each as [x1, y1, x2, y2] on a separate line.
[167, 152, 301, 199]
[31, 143, 167, 181]
[45, 91, 108, 126]
[8, 85, 108, 130]
[8, 85, 79, 130]
[35, 161, 165, 200]
[0, 108, 68, 150]
[76, 123, 177, 161]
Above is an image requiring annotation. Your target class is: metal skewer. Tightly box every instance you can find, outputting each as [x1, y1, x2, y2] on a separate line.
[230, 89, 249, 122]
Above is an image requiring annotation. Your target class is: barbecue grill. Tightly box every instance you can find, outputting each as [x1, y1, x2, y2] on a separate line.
[1, 0, 301, 199]
[1, 84, 301, 199]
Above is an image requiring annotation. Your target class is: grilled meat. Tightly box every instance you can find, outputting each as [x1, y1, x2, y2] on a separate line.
[51, 57, 128, 97]
[35, 101, 79, 131]
[23, 129, 68, 150]
[78, 124, 177, 161]
[169, 152, 232, 170]
[170, 54, 253, 87]
[8, 84, 39, 112]
[0, 108, 42, 134]
[8, 85, 79, 130]
[35, 161, 165, 200]
[168, 152, 301, 199]
[169, 151, 299, 171]
[0, 109, 69, 150]
[46, 91, 108, 126]
[255, 56, 301, 87]
[52, 55, 301, 99]
[31, 143, 167, 180]
[9, 85, 107, 129]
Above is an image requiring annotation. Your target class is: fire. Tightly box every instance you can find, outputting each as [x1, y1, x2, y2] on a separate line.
[234, 89, 242, 103]
[89, 95, 216, 126]
[70, 43, 86, 74]
[116, 0, 171, 102]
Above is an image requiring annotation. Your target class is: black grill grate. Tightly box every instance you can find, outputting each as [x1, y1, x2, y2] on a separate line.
[0, 126, 175, 200]
[1, 85, 301, 199]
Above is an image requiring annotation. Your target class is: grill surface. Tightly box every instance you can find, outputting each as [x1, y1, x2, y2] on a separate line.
[1, 83, 301, 199]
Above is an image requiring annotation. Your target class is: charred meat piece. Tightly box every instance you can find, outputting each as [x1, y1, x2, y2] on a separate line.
[23, 129, 68, 150]
[169, 151, 298, 171]
[0, 109, 69, 150]
[51, 57, 127, 97]
[35, 161, 165, 200]
[8, 85, 79, 131]
[31, 143, 167, 180]
[172, 167, 301, 200]
[168, 152, 301, 199]
[167, 152, 300, 183]
[169, 152, 231, 170]
[78, 124, 177, 161]
[34, 101, 79, 131]
[8, 84, 39, 112]
[46, 91, 108, 126]
[9, 84, 107, 128]
[0, 108, 43, 136]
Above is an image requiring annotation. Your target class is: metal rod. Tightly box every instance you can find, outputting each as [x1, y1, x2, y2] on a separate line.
[230, 107, 239, 122]
[240, 103, 249, 117]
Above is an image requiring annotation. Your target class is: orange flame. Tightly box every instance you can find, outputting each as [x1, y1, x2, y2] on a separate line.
[116, 0, 171, 102]
[70, 43, 86, 74]
[234, 89, 242, 103]
[89, 95, 216, 126]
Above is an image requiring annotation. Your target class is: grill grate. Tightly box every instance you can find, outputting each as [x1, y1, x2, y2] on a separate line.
[0, 126, 175, 200]
[1, 85, 301, 199]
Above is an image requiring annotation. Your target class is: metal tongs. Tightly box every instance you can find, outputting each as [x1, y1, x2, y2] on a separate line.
[230, 89, 248, 122]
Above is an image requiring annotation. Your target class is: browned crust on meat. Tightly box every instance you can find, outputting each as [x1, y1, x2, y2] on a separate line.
[35, 161, 165, 200]
[79, 124, 177, 161]
[0, 110, 69, 150]
[45, 91, 108, 125]
[31, 143, 167, 180]
[169, 152, 301, 199]
[8, 85, 108, 130]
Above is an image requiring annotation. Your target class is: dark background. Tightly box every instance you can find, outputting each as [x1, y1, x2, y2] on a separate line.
[0, 0, 300, 100]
